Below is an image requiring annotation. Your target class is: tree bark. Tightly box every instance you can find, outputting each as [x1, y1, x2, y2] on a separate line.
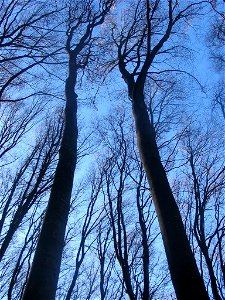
[22, 73, 78, 300]
[131, 89, 209, 300]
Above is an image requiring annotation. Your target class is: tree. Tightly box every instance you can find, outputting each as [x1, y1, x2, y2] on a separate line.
[0, 0, 63, 102]
[7, 211, 43, 300]
[207, 1, 225, 121]
[110, 1, 210, 299]
[183, 124, 225, 300]
[96, 109, 171, 299]
[96, 219, 115, 300]
[22, 1, 113, 299]
[1, 0, 224, 299]
[64, 173, 103, 300]
[0, 113, 63, 262]
[0, 102, 42, 161]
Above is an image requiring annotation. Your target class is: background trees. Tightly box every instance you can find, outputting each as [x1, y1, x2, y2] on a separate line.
[180, 124, 225, 300]
[0, 0, 224, 299]
[0, 0, 64, 102]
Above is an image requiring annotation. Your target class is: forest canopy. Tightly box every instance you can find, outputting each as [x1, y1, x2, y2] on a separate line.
[0, 1, 224, 299]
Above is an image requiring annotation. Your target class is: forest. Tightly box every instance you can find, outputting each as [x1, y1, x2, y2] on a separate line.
[0, 0, 224, 299]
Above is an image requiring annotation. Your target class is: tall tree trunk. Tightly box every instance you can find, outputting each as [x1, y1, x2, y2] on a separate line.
[204, 249, 222, 300]
[132, 89, 209, 300]
[136, 174, 150, 300]
[22, 73, 78, 300]
[196, 238, 222, 300]
[21, 1, 112, 297]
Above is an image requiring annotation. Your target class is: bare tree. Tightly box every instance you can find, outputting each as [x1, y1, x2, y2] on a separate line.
[0, 102, 43, 162]
[97, 109, 169, 300]
[0, 0, 64, 102]
[7, 211, 43, 300]
[0, 114, 62, 262]
[96, 221, 114, 300]
[207, 1, 225, 121]
[208, 1, 225, 72]
[64, 173, 103, 300]
[21, 1, 114, 299]
[110, 1, 210, 299]
[183, 125, 225, 300]
[1, 1, 224, 299]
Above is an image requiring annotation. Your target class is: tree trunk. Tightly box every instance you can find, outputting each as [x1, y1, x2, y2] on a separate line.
[132, 90, 209, 300]
[200, 242, 222, 300]
[22, 74, 78, 300]
[136, 177, 150, 300]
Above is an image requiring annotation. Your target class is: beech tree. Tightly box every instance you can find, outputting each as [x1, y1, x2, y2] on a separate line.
[7, 212, 43, 300]
[207, 1, 225, 122]
[0, 111, 63, 298]
[22, 1, 114, 299]
[0, 102, 43, 161]
[64, 174, 103, 300]
[0, 114, 63, 262]
[182, 125, 225, 300]
[109, 1, 210, 299]
[96, 109, 171, 299]
[0, 1, 224, 299]
[0, 0, 64, 103]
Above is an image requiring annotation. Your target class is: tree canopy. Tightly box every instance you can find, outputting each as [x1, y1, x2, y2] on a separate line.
[0, 1, 224, 299]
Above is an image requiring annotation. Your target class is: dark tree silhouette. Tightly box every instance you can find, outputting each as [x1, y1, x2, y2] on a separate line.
[0, 1, 224, 299]
[97, 110, 168, 300]
[65, 174, 103, 300]
[113, 1, 210, 299]
[22, 1, 113, 299]
[0, 0, 63, 102]
[0, 115, 62, 262]
[183, 126, 225, 300]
